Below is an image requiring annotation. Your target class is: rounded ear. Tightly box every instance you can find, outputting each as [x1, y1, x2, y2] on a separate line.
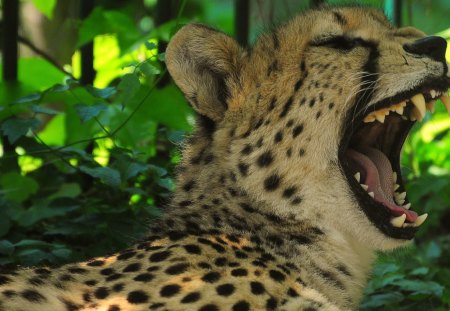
[165, 24, 242, 122]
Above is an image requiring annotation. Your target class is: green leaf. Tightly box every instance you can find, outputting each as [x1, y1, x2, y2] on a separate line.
[158, 177, 174, 191]
[15, 239, 50, 248]
[0, 172, 39, 203]
[15, 204, 79, 227]
[0, 118, 41, 143]
[48, 183, 82, 200]
[360, 292, 404, 309]
[391, 279, 444, 297]
[14, 92, 42, 104]
[80, 166, 121, 187]
[74, 103, 107, 123]
[0, 210, 11, 237]
[118, 73, 141, 105]
[139, 62, 161, 77]
[125, 162, 150, 180]
[86, 85, 117, 99]
[0, 240, 14, 256]
[31, 105, 61, 115]
[31, 0, 57, 19]
[51, 247, 72, 260]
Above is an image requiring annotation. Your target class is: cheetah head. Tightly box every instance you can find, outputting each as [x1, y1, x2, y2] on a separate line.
[166, 6, 450, 250]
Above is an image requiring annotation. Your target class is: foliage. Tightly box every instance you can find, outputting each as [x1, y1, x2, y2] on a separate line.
[0, 0, 449, 310]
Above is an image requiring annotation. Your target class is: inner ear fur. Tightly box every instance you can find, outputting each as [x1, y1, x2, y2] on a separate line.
[166, 24, 242, 122]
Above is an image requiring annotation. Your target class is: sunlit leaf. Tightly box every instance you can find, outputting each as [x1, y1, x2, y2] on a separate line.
[31, 0, 57, 19]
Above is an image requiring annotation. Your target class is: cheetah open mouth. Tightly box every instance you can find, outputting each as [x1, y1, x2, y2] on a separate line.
[340, 79, 450, 240]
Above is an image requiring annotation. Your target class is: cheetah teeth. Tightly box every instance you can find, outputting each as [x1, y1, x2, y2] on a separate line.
[353, 171, 428, 228]
[363, 89, 450, 123]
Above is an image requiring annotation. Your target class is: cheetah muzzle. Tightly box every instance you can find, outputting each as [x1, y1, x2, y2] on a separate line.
[341, 75, 450, 239]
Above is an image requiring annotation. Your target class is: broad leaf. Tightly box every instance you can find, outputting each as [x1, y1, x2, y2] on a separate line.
[74, 103, 108, 123]
[1, 118, 41, 143]
[0, 172, 39, 203]
[80, 166, 121, 187]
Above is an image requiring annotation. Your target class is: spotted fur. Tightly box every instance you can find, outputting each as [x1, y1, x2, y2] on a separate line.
[0, 6, 448, 311]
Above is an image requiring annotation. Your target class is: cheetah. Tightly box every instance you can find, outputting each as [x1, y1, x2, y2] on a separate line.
[1, 5, 449, 311]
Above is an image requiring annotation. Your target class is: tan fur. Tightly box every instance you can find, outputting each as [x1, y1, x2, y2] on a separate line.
[1, 6, 448, 311]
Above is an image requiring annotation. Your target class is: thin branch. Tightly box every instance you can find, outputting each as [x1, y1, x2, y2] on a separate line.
[18, 35, 75, 79]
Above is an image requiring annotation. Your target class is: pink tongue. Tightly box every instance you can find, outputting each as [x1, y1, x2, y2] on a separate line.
[346, 148, 417, 223]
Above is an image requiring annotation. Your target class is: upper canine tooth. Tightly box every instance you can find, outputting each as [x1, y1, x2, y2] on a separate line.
[361, 184, 369, 191]
[354, 172, 361, 182]
[392, 172, 397, 182]
[426, 100, 436, 113]
[390, 214, 406, 227]
[363, 114, 376, 123]
[430, 89, 437, 98]
[368, 192, 374, 198]
[397, 192, 407, 200]
[403, 203, 411, 210]
[412, 107, 424, 121]
[410, 94, 426, 119]
[440, 93, 450, 115]
[414, 213, 428, 226]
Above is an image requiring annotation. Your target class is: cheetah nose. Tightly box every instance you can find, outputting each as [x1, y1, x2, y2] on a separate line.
[403, 36, 447, 63]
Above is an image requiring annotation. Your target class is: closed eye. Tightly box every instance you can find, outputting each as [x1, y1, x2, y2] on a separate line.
[311, 35, 366, 51]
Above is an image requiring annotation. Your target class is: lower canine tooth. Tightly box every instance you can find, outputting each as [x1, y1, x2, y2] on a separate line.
[394, 184, 400, 191]
[368, 192, 374, 198]
[440, 94, 450, 115]
[390, 214, 406, 227]
[403, 203, 411, 210]
[396, 192, 407, 201]
[414, 213, 428, 226]
[426, 100, 436, 113]
[361, 184, 368, 191]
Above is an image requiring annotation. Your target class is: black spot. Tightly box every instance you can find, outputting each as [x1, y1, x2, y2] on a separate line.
[100, 268, 114, 276]
[292, 125, 304, 138]
[215, 257, 227, 266]
[134, 273, 154, 282]
[299, 149, 306, 157]
[67, 267, 87, 274]
[272, 32, 280, 49]
[181, 292, 201, 303]
[288, 287, 299, 297]
[254, 118, 263, 130]
[127, 290, 149, 304]
[291, 234, 311, 244]
[165, 263, 189, 275]
[318, 270, 345, 290]
[294, 77, 304, 91]
[309, 98, 316, 107]
[184, 244, 202, 255]
[182, 180, 196, 192]
[106, 273, 123, 282]
[283, 186, 297, 198]
[212, 198, 221, 205]
[216, 283, 235, 296]
[150, 303, 165, 310]
[87, 260, 104, 267]
[264, 175, 281, 191]
[300, 61, 306, 72]
[241, 144, 253, 155]
[199, 304, 219, 311]
[238, 163, 249, 176]
[329, 102, 335, 110]
[268, 97, 277, 111]
[62, 299, 80, 311]
[210, 243, 226, 253]
[108, 305, 120, 311]
[22, 289, 46, 302]
[202, 272, 221, 283]
[269, 270, 286, 282]
[160, 284, 181, 297]
[123, 263, 141, 273]
[84, 280, 97, 286]
[234, 250, 248, 259]
[256, 138, 263, 147]
[3, 290, 16, 298]
[337, 265, 352, 276]
[28, 277, 43, 286]
[266, 297, 278, 310]
[94, 287, 109, 299]
[179, 200, 192, 207]
[250, 281, 265, 295]
[116, 251, 136, 261]
[316, 111, 322, 119]
[257, 151, 274, 167]
[286, 148, 292, 157]
[149, 250, 171, 262]
[333, 11, 347, 25]
[113, 283, 124, 292]
[59, 274, 75, 282]
[279, 97, 294, 118]
[231, 268, 248, 277]
[233, 300, 250, 311]
[274, 131, 283, 143]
